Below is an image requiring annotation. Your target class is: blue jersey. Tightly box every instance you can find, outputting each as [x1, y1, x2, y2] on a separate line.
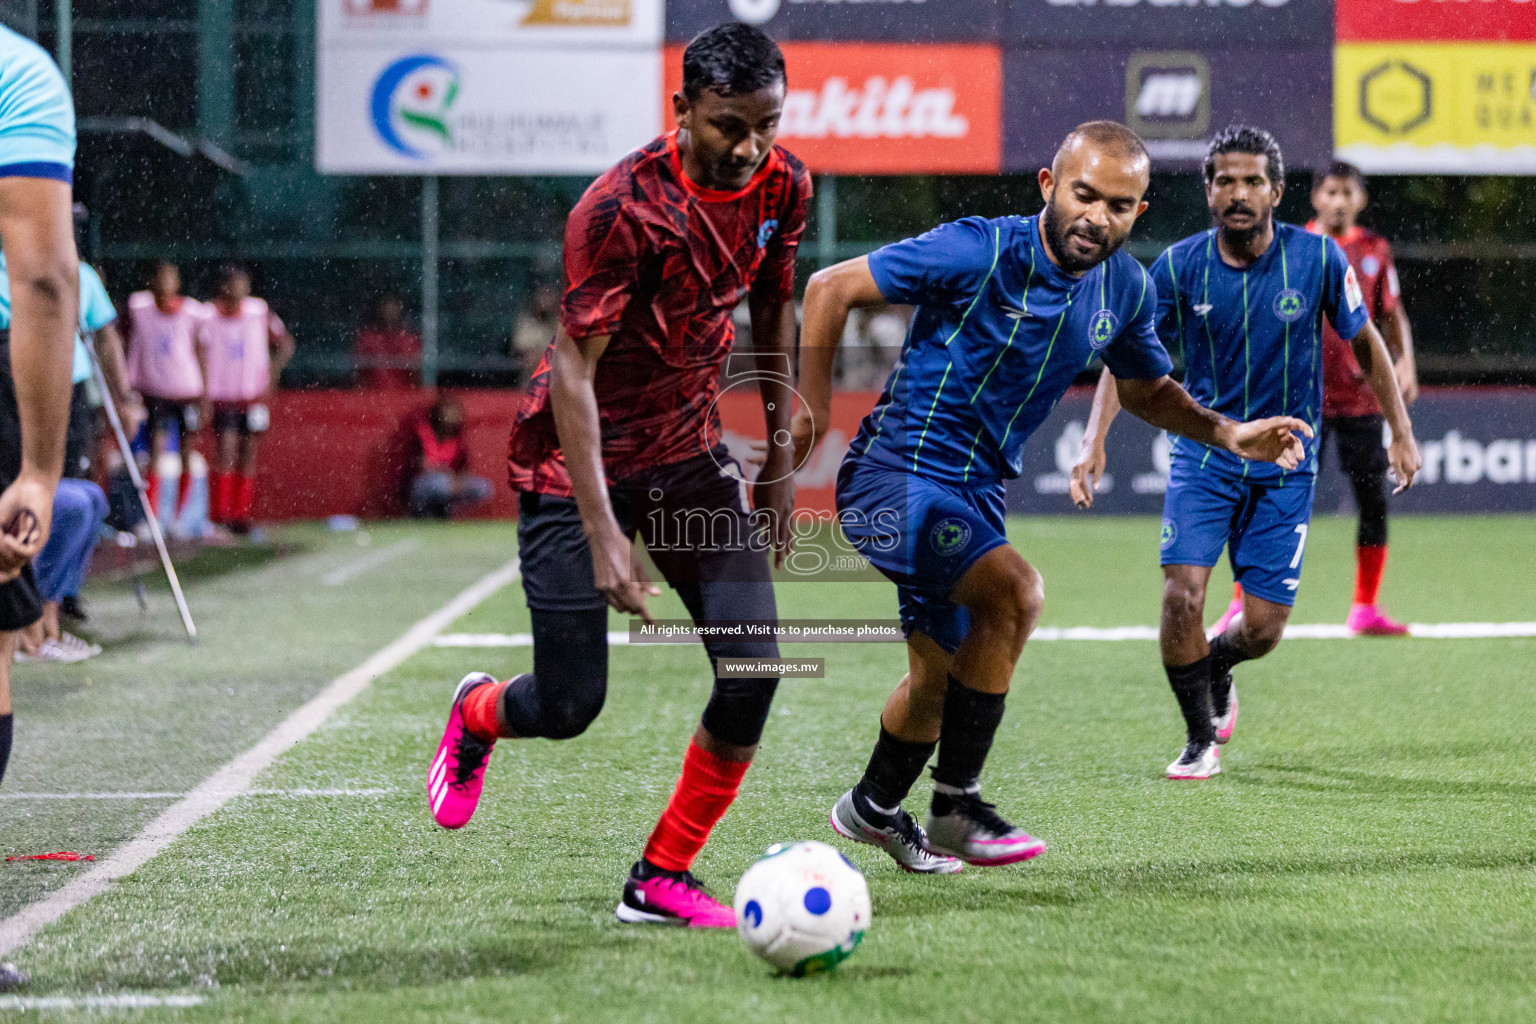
[0, 254, 116, 381]
[854, 214, 1172, 487]
[1151, 222, 1369, 481]
[0, 26, 74, 183]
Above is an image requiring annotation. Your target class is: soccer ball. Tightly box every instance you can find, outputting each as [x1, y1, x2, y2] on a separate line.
[734, 841, 871, 976]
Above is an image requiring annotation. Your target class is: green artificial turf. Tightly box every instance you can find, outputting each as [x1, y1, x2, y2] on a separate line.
[3, 515, 1534, 1023]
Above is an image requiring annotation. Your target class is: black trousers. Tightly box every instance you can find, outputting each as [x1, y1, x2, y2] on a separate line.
[1320, 414, 1390, 548]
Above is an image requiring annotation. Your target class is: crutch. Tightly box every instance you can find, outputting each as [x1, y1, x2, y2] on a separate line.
[84, 336, 197, 642]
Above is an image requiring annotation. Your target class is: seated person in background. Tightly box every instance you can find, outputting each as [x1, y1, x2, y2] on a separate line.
[408, 395, 492, 519]
[16, 477, 108, 663]
[354, 294, 420, 390]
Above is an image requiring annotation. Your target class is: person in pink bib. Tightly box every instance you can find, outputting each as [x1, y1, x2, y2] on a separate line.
[198, 264, 295, 534]
[124, 262, 209, 521]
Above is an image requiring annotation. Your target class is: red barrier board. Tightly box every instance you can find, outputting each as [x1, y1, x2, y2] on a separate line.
[1337, 0, 1536, 41]
[249, 389, 883, 521]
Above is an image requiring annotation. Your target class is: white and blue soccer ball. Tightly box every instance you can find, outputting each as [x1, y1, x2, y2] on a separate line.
[734, 840, 870, 976]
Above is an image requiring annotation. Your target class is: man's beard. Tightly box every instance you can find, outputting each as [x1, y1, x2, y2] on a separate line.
[1215, 204, 1273, 247]
[1042, 195, 1119, 274]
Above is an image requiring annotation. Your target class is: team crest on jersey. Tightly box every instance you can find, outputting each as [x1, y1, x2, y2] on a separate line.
[930, 518, 972, 557]
[1272, 288, 1308, 323]
[1088, 308, 1119, 350]
[757, 220, 778, 249]
[1159, 519, 1178, 550]
[1361, 255, 1380, 276]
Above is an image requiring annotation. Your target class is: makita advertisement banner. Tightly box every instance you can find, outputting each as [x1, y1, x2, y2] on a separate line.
[1003, 46, 1333, 170]
[665, 0, 1003, 43]
[661, 42, 1004, 173]
[1004, 388, 1536, 515]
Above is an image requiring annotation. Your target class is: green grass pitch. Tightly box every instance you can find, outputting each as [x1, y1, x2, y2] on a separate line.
[3, 514, 1535, 1023]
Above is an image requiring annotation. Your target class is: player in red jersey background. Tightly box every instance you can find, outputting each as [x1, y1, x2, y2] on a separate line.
[426, 24, 811, 928]
[1211, 160, 1419, 637]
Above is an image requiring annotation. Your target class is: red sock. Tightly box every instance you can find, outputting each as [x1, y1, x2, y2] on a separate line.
[1354, 544, 1387, 606]
[461, 680, 508, 742]
[643, 741, 751, 872]
[1232, 582, 1243, 602]
[235, 474, 256, 523]
[145, 475, 161, 518]
[207, 472, 226, 523]
[175, 471, 194, 517]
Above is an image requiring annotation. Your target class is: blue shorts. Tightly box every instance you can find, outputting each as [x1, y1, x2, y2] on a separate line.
[1160, 458, 1317, 607]
[835, 456, 1009, 653]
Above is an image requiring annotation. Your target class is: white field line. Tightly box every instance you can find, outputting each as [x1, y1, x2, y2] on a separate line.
[0, 557, 521, 959]
[0, 994, 206, 1009]
[321, 538, 421, 586]
[432, 622, 1536, 648]
[0, 788, 396, 801]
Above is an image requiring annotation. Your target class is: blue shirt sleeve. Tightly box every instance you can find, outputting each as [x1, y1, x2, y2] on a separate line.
[0, 28, 75, 181]
[1149, 248, 1184, 355]
[1322, 235, 1369, 341]
[867, 216, 1001, 307]
[1100, 262, 1173, 381]
[78, 263, 116, 332]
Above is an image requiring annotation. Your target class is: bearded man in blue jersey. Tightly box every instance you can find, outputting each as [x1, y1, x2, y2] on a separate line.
[1072, 126, 1420, 781]
[793, 121, 1316, 874]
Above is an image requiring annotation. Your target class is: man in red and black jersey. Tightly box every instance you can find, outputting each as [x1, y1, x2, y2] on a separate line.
[1309, 162, 1418, 635]
[426, 23, 810, 928]
[1216, 160, 1419, 637]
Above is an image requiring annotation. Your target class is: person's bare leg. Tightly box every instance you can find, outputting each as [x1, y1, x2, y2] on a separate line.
[1161, 563, 1223, 777]
[1207, 589, 1292, 721]
[881, 632, 952, 744]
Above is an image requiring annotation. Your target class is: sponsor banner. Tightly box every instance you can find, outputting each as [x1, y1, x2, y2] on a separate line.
[1337, 0, 1536, 43]
[1004, 47, 1332, 171]
[1335, 43, 1536, 173]
[664, 0, 1002, 44]
[316, 46, 661, 174]
[661, 42, 1003, 174]
[1003, 0, 1333, 48]
[1003, 388, 1536, 515]
[321, 0, 662, 47]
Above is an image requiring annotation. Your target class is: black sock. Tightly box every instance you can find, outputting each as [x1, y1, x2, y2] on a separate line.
[932, 675, 1006, 791]
[0, 713, 12, 788]
[1166, 656, 1216, 746]
[1208, 634, 1251, 714]
[855, 726, 936, 812]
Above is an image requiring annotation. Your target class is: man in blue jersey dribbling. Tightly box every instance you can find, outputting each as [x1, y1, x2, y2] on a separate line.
[1072, 126, 1420, 781]
[794, 121, 1316, 873]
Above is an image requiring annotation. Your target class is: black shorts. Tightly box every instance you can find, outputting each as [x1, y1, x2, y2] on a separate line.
[517, 446, 773, 617]
[0, 334, 43, 631]
[1321, 414, 1388, 481]
[212, 401, 268, 435]
[144, 396, 199, 437]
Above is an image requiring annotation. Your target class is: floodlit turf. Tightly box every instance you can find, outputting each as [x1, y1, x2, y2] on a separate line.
[4, 515, 1535, 1023]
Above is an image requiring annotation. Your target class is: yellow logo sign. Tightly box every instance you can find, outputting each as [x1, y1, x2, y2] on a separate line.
[1337, 43, 1536, 169]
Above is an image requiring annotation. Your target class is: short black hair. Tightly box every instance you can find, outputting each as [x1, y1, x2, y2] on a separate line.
[1203, 125, 1284, 185]
[1058, 120, 1150, 170]
[216, 263, 249, 288]
[681, 23, 786, 100]
[1313, 159, 1365, 191]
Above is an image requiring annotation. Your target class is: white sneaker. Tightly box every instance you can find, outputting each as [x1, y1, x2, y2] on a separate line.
[1167, 741, 1221, 780]
[51, 632, 102, 662]
[830, 788, 963, 874]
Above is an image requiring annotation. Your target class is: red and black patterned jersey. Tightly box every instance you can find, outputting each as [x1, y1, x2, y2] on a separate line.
[508, 132, 811, 496]
[1307, 222, 1402, 419]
